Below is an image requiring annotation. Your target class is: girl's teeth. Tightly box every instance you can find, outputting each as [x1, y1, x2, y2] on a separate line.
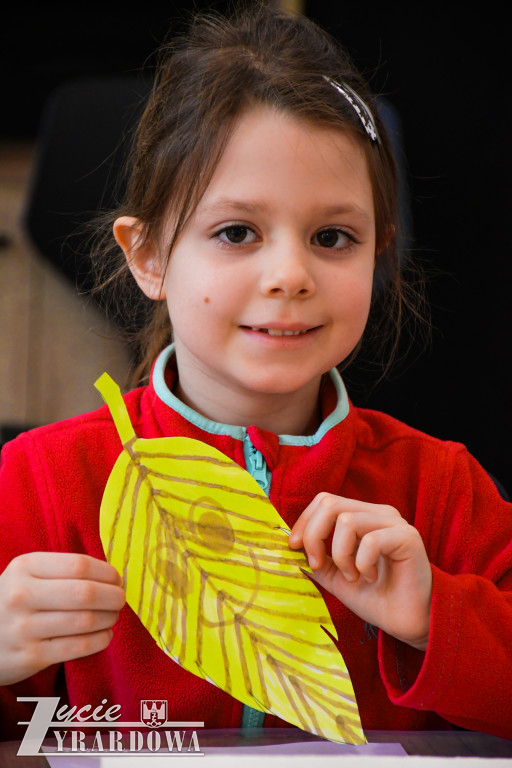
[250, 328, 307, 336]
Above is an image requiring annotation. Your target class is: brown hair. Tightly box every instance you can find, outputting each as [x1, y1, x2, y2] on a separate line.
[94, 2, 417, 386]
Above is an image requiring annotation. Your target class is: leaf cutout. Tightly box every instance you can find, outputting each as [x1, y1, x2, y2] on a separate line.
[96, 373, 365, 745]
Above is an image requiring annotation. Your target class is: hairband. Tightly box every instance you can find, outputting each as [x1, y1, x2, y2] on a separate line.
[322, 75, 380, 144]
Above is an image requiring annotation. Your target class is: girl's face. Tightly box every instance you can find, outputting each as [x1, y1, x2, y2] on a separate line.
[123, 105, 376, 428]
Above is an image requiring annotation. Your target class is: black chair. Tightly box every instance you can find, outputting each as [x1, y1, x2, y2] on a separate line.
[23, 74, 153, 307]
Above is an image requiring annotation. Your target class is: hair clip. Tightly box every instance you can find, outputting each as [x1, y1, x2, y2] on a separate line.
[323, 75, 380, 144]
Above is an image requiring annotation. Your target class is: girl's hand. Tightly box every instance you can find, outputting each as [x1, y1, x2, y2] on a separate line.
[0, 552, 125, 686]
[288, 494, 432, 651]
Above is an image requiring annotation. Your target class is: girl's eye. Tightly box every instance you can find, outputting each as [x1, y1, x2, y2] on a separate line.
[312, 228, 352, 249]
[216, 225, 258, 245]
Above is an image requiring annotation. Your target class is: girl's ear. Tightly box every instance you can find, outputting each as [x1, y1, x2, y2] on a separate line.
[113, 216, 166, 300]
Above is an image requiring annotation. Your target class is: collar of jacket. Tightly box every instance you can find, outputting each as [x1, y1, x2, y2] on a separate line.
[151, 343, 350, 443]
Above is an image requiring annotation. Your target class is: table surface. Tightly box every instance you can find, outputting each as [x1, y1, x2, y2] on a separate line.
[2, 728, 512, 766]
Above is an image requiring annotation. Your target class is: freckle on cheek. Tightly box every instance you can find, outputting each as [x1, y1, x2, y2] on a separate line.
[203, 296, 210, 304]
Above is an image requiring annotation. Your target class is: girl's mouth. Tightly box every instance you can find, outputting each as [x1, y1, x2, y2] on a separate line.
[249, 327, 310, 336]
[241, 325, 320, 337]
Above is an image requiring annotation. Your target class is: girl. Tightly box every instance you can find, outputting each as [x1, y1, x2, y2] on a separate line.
[1, 3, 511, 742]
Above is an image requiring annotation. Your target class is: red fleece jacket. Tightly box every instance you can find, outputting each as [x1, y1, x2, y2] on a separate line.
[1, 350, 511, 740]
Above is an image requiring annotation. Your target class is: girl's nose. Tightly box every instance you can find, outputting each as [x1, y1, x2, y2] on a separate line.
[260, 243, 316, 298]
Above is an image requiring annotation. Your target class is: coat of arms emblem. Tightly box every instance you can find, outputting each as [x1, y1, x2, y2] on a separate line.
[140, 700, 168, 728]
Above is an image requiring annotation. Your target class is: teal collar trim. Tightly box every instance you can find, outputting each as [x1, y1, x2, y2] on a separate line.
[152, 344, 350, 447]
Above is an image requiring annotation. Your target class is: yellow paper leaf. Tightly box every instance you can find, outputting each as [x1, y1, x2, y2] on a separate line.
[96, 373, 365, 744]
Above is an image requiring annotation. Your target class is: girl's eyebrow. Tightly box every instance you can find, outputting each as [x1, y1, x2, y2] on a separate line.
[311, 204, 373, 223]
[201, 198, 373, 223]
[201, 199, 270, 215]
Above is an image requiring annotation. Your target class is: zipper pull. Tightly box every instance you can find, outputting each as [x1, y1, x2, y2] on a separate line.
[245, 440, 271, 495]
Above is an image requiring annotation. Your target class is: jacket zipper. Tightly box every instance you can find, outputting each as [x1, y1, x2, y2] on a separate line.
[243, 437, 271, 495]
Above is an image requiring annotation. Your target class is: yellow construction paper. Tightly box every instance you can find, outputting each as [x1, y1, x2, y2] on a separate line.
[96, 372, 365, 745]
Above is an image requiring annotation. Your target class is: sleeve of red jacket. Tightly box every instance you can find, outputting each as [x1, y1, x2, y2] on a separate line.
[0, 435, 63, 740]
[378, 444, 512, 738]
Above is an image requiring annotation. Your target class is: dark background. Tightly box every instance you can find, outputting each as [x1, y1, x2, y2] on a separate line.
[1, 3, 511, 488]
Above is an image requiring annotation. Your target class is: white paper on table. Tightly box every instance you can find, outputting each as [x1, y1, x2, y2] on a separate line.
[43, 741, 512, 768]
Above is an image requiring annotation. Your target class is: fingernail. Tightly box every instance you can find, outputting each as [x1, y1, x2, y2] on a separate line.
[342, 571, 356, 582]
[308, 555, 318, 569]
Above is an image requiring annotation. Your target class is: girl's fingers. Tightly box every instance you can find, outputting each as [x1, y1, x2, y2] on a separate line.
[38, 629, 115, 668]
[290, 494, 400, 543]
[22, 610, 121, 641]
[353, 524, 424, 580]
[331, 514, 410, 581]
[288, 494, 432, 650]
[291, 495, 344, 568]
[0, 554, 123, 685]
[289, 492, 353, 546]
[18, 552, 122, 585]
[330, 515, 360, 581]
[291, 493, 402, 571]
[289, 494, 357, 566]
[23, 578, 126, 613]
[4, 553, 125, 613]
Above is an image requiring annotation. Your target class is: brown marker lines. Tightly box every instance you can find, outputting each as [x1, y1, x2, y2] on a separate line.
[106, 460, 133, 560]
[145, 469, 272, 502]
[172, 522, 295, 557]
[137, 489, 154, 616]
[197, 596, 358, 742]
[196, 570, 208, 668]
[217, 591, 231, 693]
[243, 615, 332, 649]
[264, 652, 361, 743]
[132, 450, 235, 467]
[293, 674, 361, 719]
[151, 501, 309, 593]
[195, 551, 262, 632]
[171, 523, 188, 661]
[247, 629, 271, 710]
[237, 614, 334, 651]
[268, 656, 311, 734]
[195, 568, 324, 602]
[296, 679, 362, 737]
[189, 548, 306, 573]
[122, 465, 146, 589]
[146, 552, 159, 632]
[152, 488, 274, 528]
[233, 529, 293, 548]
[191, 550, 315, 582]
[169, 560, 180, 645]
[173, 551, 191, 660]
[147, 519, 166, 631]
[289, 674, 325, 740]
[234, 613, 252, 697]
[222, 590, 330, 623]
[289, 668, 360, 716]
[169, 515, 283, 544]
[170, 518, 293, 555]
[247, 628, 350, 683]
[335, 719, 365, 745]
[264, 651, 356, 711]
